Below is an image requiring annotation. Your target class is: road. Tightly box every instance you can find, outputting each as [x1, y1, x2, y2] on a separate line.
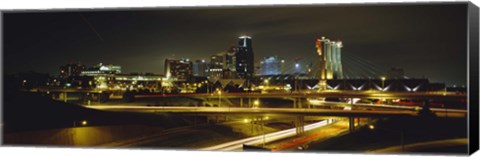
[86, 105, 466, 118]
[200, 119, 336, 151]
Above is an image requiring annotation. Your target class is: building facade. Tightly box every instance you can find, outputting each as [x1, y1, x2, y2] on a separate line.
[235, 35, 254, 79]
[192, 59, 208, 77]
[165, 58, 192, 81]
[225, 46, 237, 72]
[316, 36, 344, 80]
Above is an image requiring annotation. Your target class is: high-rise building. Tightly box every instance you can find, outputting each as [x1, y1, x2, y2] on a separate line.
[235, 35, 254, 79]
[316, 36, 343, 90]
[60, 64, 86, 78]
[192, 59, 208, 77]
[316, 37, 343, 80]
[209, 55, 224, 80]
[260, 56, 285, 75]
[165, 58, 192, 81]
[225, 46, 237, 72]
[210, 54, 224, 69]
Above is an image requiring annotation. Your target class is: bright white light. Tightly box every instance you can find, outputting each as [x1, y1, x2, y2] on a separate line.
[238, 35, 251, 39]
[295, 63, 299, 68]
[99, 66, 109, 71]
[201, 119, 333, 151]
[308, 99, 325, 105]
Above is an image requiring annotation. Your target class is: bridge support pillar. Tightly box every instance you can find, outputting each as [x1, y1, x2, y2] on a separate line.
[249, 98, 252, 108]
[63, 92, 68, 102]
[349, 117, 355, 132]
[297, 98, 302, 108]
[240, 98, 243, 107]
[295, 116, 305, 135]
[293, 99, 296, 108]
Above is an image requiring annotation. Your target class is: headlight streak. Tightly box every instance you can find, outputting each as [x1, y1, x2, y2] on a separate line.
[201, 119, 333, 151]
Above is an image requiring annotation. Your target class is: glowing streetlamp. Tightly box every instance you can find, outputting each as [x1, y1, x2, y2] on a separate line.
[263, 79, 269, 91]
[253, 99, 260, 108]
[217, 89, 222, 107]
[381, 77, 386, 91]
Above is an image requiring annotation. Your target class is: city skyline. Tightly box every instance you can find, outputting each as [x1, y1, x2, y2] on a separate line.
[4, 3, 467, 85]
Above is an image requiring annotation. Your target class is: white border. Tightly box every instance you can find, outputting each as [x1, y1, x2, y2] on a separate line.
[0, 0, 476, 10]
[1, 0, 479, 157]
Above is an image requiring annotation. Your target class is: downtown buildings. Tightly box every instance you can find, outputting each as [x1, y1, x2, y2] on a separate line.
[16, 35, 452, 95]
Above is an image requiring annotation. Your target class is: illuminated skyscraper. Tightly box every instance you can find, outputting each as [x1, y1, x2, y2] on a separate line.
[235, 35, 254, 79]
[225, 46, 237, 72]
[316, 36, 343, 89]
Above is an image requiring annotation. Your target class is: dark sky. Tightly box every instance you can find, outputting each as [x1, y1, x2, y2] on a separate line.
[3, 3, 468, 86]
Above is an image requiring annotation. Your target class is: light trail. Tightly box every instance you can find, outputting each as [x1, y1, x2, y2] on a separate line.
[312, 100, 467, 113]
[86, 105, 421, 116]
[200, 119, 335, 151]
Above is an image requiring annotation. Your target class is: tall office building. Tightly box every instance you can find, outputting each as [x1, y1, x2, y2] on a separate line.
[165, 58, 192, 81]
[316, 36, 343, 89]
[316, 37, 343, 80]
[225, 46, 237, 72]
[260, 56, 285, 75]
[235, 35, 254, 79]
[192, 59, 208, 77]
[210, 54, 224, 69]
[209, 55, 224, 80]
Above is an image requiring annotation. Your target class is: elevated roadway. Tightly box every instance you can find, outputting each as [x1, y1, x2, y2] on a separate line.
[85, 106, 466, 118]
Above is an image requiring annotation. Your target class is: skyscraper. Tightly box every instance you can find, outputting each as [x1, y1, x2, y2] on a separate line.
[209, 55, 224, 80]
[316, 36, 343, 80]
[316, 36, 343, 89]
[235, 35, 254, 79]
[225, 46, 237, 72]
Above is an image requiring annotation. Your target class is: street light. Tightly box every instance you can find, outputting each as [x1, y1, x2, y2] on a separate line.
[381, 77, 386, 91]
[81, 120, 88, 126]
[217, 89, 222, 107]
[253, 99, 260, 108]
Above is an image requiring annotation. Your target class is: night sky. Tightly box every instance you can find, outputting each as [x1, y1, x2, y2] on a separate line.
[3, 3, 468, 86]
